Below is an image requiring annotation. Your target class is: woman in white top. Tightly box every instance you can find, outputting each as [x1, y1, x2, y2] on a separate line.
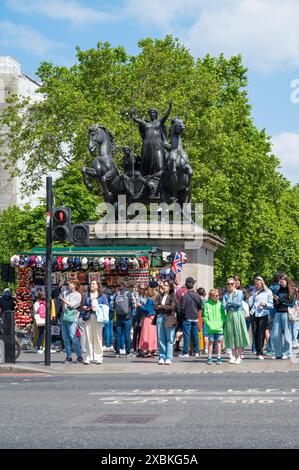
[82, 281, 109, 365]
[248, 277, 273, 359]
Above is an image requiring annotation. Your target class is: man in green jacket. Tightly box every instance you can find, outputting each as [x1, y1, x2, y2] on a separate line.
[203, 289, 226, 365]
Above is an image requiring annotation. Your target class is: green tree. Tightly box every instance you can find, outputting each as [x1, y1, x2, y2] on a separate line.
[0, 36, 298, 284]
[0, 205, 45, 263]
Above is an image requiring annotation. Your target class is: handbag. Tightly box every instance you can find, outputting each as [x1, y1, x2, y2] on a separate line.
[288, 302, 299, 322]
[164, 312, 178, 328]
[82, 310, 91, 321]
[34, 314, 45, 327]
[151, 314, 157, 326]
[63, 307, 77, 323]
[95, 303, 109, 324]
[242, 301, 250, 318]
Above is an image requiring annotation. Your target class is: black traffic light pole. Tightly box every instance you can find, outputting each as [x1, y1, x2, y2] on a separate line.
[45, 176, 52, 366]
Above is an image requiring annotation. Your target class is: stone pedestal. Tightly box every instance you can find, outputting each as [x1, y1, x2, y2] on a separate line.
[84, 221, 225, 292]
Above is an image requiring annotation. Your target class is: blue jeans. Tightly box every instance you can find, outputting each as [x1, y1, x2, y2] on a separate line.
[156, 314, 176, 360]
[183, 320, 199, 354]
[103, 319, 114, 347]
[61, 319, 82, 358]
[272, 312, 292, 357]
[289, 321, 299, 344]
[115, 318, 132, 354]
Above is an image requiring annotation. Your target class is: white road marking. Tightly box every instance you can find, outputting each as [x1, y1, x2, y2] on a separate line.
[88, 388, 299, 405]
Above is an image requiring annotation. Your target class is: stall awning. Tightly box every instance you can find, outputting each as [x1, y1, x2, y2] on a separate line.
[16, 246, 158, 257]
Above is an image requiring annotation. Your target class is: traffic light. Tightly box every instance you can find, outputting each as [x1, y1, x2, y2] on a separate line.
[71, 224, 89, 245]
[52, 207, 89, 245]
[52, 207, 71, 242]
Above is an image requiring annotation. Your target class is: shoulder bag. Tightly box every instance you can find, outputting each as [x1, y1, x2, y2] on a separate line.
[34, 314, 45, 327]
[63, 307, 77, 323]
[288, 301, 299, 322]
[95, 303, 109, 324]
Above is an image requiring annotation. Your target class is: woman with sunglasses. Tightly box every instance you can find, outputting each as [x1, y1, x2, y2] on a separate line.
[222, 278, 250, 364]
[154, 280, 177, 365]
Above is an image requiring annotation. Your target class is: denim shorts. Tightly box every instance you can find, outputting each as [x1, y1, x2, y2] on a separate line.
[202, 323, 208, 337]
[208, 333, 223, 342]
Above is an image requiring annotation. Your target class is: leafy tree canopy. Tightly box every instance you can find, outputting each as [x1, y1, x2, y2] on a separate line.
[0, 36, 298, 285]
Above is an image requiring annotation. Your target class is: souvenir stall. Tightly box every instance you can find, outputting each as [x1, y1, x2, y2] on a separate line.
[11, 246, 188, 349]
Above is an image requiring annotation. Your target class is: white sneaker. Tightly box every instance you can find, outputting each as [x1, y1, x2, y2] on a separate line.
[282, 355, 289, 360]
[158, 358, 165, 365]
[235, 357, 242, 365]
[241, 354, 245, 359]
[257, 355, 264, 360]
[195, 353, 200, 358]
[37, 348, 44, 355]
[102, 346, 109, 352]
[165, 359, 172, 365]
[50, 349, 56, 354]
[204, 349, 208, 355]
[109, 346, 115, 351]
[179, 353, 190, 358]
[120, 349, 126, 355]
[229, 356, 236, 364]
[292, 343, 298, 349]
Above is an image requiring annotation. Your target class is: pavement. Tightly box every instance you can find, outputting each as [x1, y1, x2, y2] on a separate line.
[1, 347, 299, 375]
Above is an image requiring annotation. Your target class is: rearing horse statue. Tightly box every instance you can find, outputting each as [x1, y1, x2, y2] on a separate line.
[81, 125, 128, 202]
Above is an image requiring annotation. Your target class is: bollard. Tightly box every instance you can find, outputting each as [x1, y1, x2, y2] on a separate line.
[3, 310, 15, 364]
[0, 339, 4, 363]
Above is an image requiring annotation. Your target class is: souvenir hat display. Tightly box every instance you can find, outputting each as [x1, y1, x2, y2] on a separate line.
[11, 247, 188, 292]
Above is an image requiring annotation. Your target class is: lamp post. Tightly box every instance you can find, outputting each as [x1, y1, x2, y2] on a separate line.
[45, 176, 52, 366]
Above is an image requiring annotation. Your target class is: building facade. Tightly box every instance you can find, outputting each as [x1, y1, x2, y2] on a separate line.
[0, 56, 50, 211]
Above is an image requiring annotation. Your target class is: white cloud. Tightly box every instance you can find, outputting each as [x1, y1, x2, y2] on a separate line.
[272, 132, 299, 185]
[0, 21, 60, 56]
[124, 0, 299, 73]
[124, 0, 200, 31]
[6, 0, 115, 26]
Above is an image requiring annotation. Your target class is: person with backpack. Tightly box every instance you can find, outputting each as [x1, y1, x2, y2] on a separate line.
[114, 281, 135, 358]
[83, 281, 109, 365]
[179, 277, 202, 358]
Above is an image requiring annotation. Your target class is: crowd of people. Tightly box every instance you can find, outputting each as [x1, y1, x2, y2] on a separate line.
[0, 271, 298, 365]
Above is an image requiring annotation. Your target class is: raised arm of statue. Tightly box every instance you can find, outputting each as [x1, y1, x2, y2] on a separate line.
[160, 100, 173, 125]
[130, 109, 145, 126]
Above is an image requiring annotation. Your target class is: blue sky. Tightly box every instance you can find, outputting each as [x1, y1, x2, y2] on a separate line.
[1, 0, 299, 184]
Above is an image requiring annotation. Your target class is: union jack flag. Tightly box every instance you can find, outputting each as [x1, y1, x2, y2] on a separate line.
[172, 252, 183, 274]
